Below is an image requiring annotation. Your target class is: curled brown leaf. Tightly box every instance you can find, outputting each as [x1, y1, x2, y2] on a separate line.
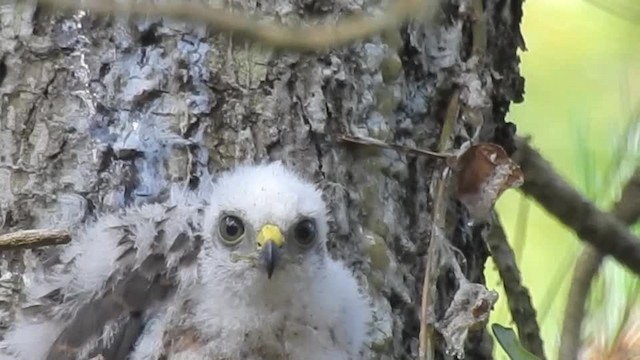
[452, 143, 524, 221]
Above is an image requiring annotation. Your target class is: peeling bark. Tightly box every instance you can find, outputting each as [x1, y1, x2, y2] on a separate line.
[0, 0, 525, 358]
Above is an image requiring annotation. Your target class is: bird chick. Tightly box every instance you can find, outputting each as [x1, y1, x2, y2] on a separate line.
[0, 162, 373, 360]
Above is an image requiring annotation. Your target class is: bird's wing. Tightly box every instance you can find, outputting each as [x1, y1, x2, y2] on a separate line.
[43, 200, 205, 360]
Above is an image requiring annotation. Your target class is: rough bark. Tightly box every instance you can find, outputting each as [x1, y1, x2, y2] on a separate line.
[0, 0, 525, 358]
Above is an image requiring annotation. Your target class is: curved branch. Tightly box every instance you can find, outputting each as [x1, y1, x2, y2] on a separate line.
[36, 0, 437, 52]
[487, 212, 545, 359]
[558, 167, 640, 360]
[512, 137, 640, 275]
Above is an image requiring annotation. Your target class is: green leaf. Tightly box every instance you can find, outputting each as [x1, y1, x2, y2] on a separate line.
[491, 324, 542, 360]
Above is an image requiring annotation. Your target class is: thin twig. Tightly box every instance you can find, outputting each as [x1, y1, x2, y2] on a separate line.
[36, 0, 436, 52]
[0, 229, 71, 250]
[419, 166, 450, 360]
[418, 89, 461, 360]
[337, 134, 453, 159]
[559, 167, 640, 360]
[512, 137, 640, 275]
[487, 212, 545, 359]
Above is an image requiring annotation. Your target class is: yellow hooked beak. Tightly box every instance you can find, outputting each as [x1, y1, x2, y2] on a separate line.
[256, 224, 284, 279]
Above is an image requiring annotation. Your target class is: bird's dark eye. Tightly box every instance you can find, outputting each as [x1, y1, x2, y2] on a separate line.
[294, 219, 316, 246]
[218, 215, 245, 245]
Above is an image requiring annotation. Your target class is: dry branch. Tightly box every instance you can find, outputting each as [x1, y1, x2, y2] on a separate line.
[419, 165, 449, 360]
[0, 229, 71, 250]
[559, 167, 640, 360]
[418, 90, 460, 360]
[36, 0, 436, 51]
[512, 137, 640, 275]
[338, 134, 452, 159]
[487, 212, 545, 359]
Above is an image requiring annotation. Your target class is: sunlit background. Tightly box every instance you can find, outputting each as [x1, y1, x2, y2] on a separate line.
[488, 0, 640, 358]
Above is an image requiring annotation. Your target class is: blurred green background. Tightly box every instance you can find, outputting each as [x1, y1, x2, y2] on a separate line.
[486, 0, 640, 358]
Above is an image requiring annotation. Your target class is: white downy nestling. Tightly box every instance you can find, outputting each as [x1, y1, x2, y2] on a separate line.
[0, 162, 373, 360]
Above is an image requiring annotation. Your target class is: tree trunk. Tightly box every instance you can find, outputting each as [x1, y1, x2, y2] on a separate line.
[0, 0, 525, 358]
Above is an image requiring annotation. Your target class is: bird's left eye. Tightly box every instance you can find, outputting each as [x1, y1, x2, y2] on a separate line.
[293, 219, 316, 246]
[218, 215, 246, 245]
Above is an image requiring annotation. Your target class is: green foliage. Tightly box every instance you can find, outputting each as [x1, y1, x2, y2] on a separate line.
[491, 324, 541, 360]
[574, 108, 640, 354]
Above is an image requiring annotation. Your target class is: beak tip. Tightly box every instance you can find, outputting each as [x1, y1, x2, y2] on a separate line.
[266, 261, 275, 279]
[261, 240, 280, 280]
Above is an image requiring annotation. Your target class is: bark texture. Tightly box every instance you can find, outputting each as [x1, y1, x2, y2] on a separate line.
[0, 0, 524, 358]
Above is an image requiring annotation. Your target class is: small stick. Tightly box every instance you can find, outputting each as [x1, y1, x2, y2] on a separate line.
[418, 89, 461, 360]
[0, 229, 71, 250]
[419, 166, 451, 360]
[337, 134, 454, 159]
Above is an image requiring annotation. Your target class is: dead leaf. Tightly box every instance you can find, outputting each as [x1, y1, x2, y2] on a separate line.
[452, 143, 524, 221]
[434, 280, 499, 359]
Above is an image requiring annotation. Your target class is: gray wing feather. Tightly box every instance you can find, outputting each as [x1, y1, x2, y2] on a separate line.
[98, 312, 145, 360]
[44, 203, 204, 360]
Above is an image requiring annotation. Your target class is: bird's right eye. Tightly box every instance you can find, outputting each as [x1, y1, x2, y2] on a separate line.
[218, 215, 245, 245]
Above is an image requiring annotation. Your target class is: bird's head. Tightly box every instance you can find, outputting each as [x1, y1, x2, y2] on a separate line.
[202, 161, 329, 280]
